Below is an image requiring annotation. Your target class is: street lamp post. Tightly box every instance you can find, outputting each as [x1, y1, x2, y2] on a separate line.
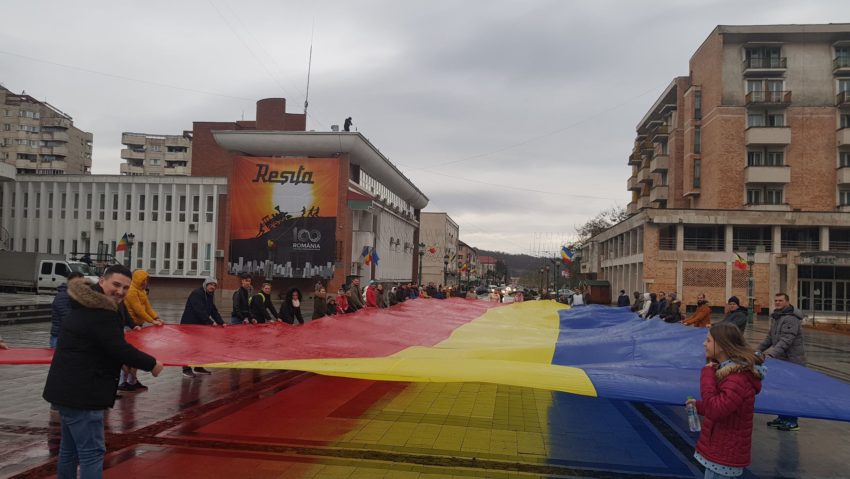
[126, 233, 135, 268]
[545, 265, 550, 293]
[443, 253, 449, 287]
[418, 242, 425, 286]
[747, 250, 755, 325]
[539, 268, 544, 294]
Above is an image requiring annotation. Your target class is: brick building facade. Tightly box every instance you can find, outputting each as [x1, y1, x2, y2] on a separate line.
[583, 24, 850, 316]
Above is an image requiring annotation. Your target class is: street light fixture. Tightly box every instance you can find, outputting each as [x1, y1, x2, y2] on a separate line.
[545, 265, 550, 293]
[126, 233, 136, 268]
[418, 242, 425, 286]
[443, 253, 450, 287]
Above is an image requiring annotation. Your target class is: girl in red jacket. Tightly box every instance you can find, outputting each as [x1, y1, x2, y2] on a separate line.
[687, 322, 765, 478]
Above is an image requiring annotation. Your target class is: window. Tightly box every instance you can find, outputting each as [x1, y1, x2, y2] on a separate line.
[745, 47, 782, 68]
[72, 239, 78, 255]
[765, 188, 783, 204]
[163, 243, 171, 270]
[137, 241, 144, 269]
[165, 195, 172, 222]
[150, 242, 157, 270]
[41, 262, 52, 275]
[177, 242, 185, 270]
[841, 152, 850, 168]
[766, 151, 784, 166]
[693, 159, 701, 188]
[839, 79, 850, 94]
[837, 46, 850, 68]
[747, 186, 783, 205]
[205, 195, 214, 222]
[192, 195, 199, 223]
[694, 91, 702, 119]
[204, 243, 212, 273]
[747, 188, 762, 204]
[841, 113, 850, 129]
[841, 190, 850, 206]
[86, 193, 92, 210]
[54, 262, 68, 277]
[694, 127, 701, 154]
[179, 195, 186, 222]
[190, 242, 198, 272]
[139, 194, 145, 221]
[59, 239, 65, 255]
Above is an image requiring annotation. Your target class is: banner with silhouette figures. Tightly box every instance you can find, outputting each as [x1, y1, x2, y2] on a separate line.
[228, 156, 339, 279]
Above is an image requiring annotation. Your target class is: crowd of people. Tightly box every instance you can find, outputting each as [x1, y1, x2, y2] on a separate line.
[32, 265, 809, 478]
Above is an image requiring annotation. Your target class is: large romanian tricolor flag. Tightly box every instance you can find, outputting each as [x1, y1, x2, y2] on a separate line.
[2, 301, 850, 422]
[116, 233, 129, 253]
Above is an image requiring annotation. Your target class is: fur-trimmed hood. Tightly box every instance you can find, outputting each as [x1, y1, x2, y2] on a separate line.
[67, 278, 117, 312]
[715, 360, 766, 385]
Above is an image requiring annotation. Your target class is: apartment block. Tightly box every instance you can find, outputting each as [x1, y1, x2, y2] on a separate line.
[0, 84, 92, 175]
[120, 132, 192, 176]
[419, 212, 459, 287]
[587, 24, 850, 316]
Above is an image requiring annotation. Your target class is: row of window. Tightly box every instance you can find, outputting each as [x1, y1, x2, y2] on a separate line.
[1, 192, 216, 222]
[15, 238, 214, 274]
[659, 225, 850, 252]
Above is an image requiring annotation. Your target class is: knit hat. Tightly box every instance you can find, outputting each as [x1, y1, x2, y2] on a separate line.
[727, 296, 740, 306]
[203, 277, 218, 288]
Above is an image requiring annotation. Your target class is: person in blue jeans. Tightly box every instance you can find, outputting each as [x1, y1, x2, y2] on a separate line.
[43, 266, 163, 478]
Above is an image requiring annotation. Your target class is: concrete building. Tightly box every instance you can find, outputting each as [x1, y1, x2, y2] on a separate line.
[120, 132, 192, 176]
[584, 24, 850, 315]
[0, 84, 92, 176]
[418, 212, 459, 287]
[0, 175, 226, 294]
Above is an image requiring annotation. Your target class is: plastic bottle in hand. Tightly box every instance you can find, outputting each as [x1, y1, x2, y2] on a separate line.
[686, 396, 701, 432]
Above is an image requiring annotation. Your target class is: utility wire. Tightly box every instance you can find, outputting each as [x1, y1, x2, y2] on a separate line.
[0, 49, 254, 102]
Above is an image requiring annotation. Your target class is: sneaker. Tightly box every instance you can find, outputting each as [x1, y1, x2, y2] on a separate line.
[132, 381, 148, 390]
[778, 422, 800, 432]
[767, 418, 785, 428]
[193, 367, 212, 375]
[117, 382, 133, 391]
[182, 368, 196, 378]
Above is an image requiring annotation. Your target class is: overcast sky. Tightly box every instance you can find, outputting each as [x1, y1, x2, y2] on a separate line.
[1, 1, 847, 254]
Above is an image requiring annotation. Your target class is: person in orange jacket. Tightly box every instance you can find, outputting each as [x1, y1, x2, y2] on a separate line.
[125, 269, 163, 327]
[682, 293, 712, 328]
[120, 269, 163, 391]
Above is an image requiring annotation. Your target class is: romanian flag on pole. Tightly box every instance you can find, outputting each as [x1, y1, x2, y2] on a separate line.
[369, 248, 380, 267]
[364, 247, 372, 265]
[116, 233, 129, 253]
[734, 253, 748, 271]
[560, 245, 574, 264]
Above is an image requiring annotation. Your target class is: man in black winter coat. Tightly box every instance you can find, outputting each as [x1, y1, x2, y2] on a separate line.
[231, 272, 255, 324]
[43, 266, 163, 478]
[49, 272, 85, 347]
[617, 290, 631, 307]
[180, 277, 226, 378]
[249, 281, 280, 323]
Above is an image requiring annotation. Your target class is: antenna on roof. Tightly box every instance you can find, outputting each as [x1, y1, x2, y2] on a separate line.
[304, 18, 315, 115]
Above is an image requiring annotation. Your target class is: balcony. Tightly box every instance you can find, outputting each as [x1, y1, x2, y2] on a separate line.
[40, 117, 71, 129]
[835, 56, 850, 74]
[627, 202, 637, 215]
[628, 153, 641, 166]
[651, 125, 669, 141]
[637, 195, 650, 209]
[745, 127, 791, 145]
[745, 203, 791, 212]
[164, 165, 189, 175]
[41, 131, 69, 142]
[636, 167, 651, 184]
[838, 167, 850, 185]
[650, 154, 668, 172]
[42, 146, 68, 156]
[120, 163, 145, 175]
[121, 148, 146, 160]
[650, 185, 669, 203]
[838, 92, 850, 109]
[627, 175, 641, 191]
[745, 90, 791, 106]
[839, 128, 850, 147]
[745, 166, 791, 183]
[742, 57, 787, 74]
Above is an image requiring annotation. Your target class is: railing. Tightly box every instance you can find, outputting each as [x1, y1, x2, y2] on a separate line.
[745, 90, 791, 105]
[829, 240, 850, 252]
[659, 237, 676, 251]
[732, 239, 773, 253]
[743, 57, 787, 70]
[683, 238, 725, 251]
[781, 240, 820, 251]
[835, 56, 850, 70]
